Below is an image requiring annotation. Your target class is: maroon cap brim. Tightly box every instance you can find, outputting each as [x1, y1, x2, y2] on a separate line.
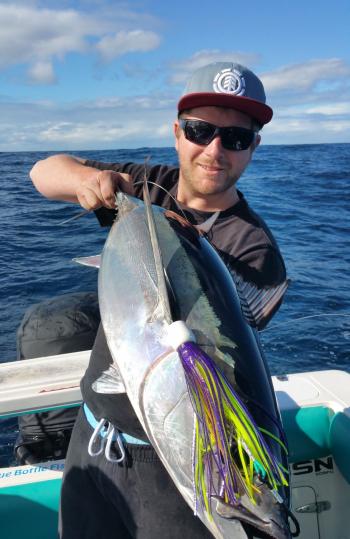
[177, 93, 273, 125]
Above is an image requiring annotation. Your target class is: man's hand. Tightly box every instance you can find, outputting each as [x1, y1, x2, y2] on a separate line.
[76, 170, 129, 211]
[29, 154, 134, 208]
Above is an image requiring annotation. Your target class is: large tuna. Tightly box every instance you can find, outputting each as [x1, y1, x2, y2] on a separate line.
[94, 182, 291, 539]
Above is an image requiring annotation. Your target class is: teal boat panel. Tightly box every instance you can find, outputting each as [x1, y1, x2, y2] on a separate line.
[0, 478, 61, 538]
[281, 405, 350, 483]
[329, 412, 350, 484]
[280, 405, 332, 462]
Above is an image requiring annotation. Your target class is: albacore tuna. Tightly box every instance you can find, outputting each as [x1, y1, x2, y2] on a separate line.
[94, 183, 291, 539]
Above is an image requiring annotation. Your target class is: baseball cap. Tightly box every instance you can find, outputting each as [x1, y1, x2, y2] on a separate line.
[177, 62, 273, 125]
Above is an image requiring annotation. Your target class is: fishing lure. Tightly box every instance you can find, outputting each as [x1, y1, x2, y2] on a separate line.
[166, 320, 288, 517]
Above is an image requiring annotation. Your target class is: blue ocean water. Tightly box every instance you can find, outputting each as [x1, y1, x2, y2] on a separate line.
[0, 145, 349, 463]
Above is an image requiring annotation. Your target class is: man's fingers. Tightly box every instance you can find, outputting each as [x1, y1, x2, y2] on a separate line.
[75, 169, 130, 211]
[75, 170, 120, 210]
[97, 171, 119, 208]
[76, 188, 102, 211]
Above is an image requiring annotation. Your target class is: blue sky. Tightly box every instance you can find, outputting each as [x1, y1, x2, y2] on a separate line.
[0, 0, 349, 151]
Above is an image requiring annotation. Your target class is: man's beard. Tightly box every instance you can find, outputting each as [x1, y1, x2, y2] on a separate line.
[179, 160, 239, 198]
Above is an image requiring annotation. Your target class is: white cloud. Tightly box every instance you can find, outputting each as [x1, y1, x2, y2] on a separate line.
[262, 97, 350, 144]
[261, 58, 350, 94]
[269, 101, 350, 119]
[28, 60, 57, 84]
[260, 59, 350, 144]
[0, 3, 161, 83]
[306, 103, 350, 115]
[0, 93, 176, 150]
[39, 121, 135, 143]
[37, 119, 172, 146]
[325, 120, 350, 133]
[81, 95, 174, 111]
[96, 30, 160, 62]
[0, 5, 93, 68]
[169, 50, 260, 85]
[0, 93, 349, 151]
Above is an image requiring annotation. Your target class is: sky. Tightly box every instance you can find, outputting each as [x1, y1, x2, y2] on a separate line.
[0, 0, 349, 151]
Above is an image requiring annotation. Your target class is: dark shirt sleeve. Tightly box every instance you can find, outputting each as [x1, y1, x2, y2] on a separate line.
[230, 245, 286, 287]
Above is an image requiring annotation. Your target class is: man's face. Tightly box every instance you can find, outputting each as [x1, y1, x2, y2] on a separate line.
[174, 106, 260, 210]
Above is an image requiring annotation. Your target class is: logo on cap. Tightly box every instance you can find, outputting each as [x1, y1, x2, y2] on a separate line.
[213, 68, 246, 96]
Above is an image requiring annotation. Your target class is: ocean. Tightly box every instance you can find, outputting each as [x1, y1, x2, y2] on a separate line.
[0, 144, 349, 464]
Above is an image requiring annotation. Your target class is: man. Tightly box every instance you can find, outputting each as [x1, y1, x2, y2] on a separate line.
[30, 62, 288, 539]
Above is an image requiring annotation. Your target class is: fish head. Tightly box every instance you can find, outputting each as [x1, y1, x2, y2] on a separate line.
[213, 480, 292, 539]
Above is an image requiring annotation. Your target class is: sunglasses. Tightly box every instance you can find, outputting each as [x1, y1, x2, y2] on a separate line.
[179, 119, 257, 151]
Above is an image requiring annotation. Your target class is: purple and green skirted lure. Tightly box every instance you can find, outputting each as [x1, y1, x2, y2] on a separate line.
[174, 336, 288, 518]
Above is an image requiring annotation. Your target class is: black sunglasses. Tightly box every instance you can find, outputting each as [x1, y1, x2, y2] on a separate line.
[179, 119, 257, 151]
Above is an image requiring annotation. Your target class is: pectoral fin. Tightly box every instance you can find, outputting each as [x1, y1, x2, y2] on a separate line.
[73, 255, 101, 268]
[92, 364, 126, 394]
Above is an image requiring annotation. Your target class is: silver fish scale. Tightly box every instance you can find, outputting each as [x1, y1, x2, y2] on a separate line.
[115, 207, 160, 315]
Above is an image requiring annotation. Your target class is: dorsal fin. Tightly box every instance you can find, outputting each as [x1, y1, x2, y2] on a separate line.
[143, 168, 173, 325]
[233, 274, 290, 329]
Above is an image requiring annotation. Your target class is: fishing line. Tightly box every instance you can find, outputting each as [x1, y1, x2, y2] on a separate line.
[262, 312, 350, 332]
[133, 179, 189, 221]
[58, 208, 91, 225]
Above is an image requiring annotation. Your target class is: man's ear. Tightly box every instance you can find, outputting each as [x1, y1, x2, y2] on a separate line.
[251, 134, 261, 152]
[174, 120, 180, 151]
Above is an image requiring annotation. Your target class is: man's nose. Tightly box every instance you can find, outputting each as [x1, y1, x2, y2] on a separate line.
[203, 135, 225, 157]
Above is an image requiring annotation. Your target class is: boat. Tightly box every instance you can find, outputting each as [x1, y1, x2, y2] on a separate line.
[0, 351, 349, 539]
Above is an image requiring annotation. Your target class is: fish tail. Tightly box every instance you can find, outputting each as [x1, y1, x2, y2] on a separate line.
[177, 340, 289, 515]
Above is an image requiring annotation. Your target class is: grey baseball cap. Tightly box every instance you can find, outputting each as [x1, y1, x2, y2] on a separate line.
[178, 62, 273, 125]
